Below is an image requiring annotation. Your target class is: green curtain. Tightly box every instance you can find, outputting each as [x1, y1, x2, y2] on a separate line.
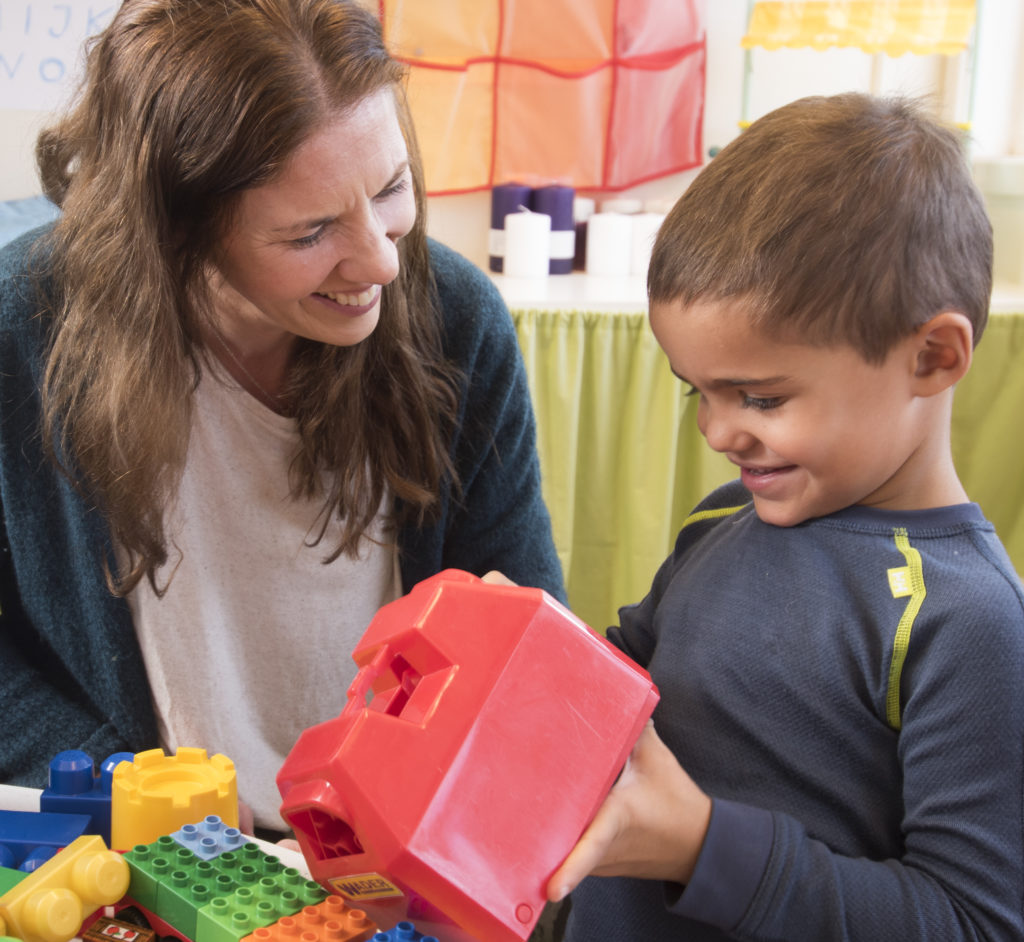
[514, 308, 1024, 633]
[951, 313, 1024, 571]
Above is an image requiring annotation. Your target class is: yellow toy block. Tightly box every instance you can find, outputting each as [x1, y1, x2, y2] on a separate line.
[111, 748, 238, 851]
[0, 835, 129, 942]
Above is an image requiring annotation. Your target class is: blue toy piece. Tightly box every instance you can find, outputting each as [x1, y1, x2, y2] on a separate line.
[370, 923, 439, 942]
[39, 750, 133, 844]
[0, 809, 90, 871]
[15, 846, 58, 873]
[171, 816, 245, 861]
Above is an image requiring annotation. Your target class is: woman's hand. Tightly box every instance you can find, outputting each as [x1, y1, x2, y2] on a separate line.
[238, 800, 255, 835]
[546, 722, 712, 902]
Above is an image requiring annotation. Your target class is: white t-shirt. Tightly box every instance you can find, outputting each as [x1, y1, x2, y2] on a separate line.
[128, 359, 400, 829]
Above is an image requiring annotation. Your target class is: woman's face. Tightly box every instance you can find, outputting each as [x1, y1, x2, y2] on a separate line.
[211, 87, 416, 354]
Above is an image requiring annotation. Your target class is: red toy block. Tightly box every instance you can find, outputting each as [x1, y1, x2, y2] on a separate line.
[277, 570, 659, 942]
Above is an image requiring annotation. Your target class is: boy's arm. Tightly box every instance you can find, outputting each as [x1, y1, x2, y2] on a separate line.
[574, 588, 1024, 940]
[704, 589, 1024, 941]
[546, 722, 717, 902]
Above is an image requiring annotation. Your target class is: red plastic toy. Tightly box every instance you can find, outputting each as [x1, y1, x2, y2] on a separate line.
[277, 570, 659, 942]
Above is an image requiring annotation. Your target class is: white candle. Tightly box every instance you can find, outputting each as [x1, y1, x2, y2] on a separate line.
[504, 209, 552, 278]
[630, 212, 666, 276]
[586, 212, 633, 277]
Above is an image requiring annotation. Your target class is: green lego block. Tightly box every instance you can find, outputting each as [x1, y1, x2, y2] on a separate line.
[155, 859, 223, 938]
[0, 866, 26, 898]
[124, 835, 198, 911]
[194, 867, 327, 942]
[195, 886, 280, 942]
[125, 832, 326, 942]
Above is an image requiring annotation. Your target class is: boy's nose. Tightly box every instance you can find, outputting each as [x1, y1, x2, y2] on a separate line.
[699, 406, 755, 454]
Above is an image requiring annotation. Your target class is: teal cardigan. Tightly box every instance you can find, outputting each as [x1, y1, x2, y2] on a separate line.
[0, 227, 565, 786]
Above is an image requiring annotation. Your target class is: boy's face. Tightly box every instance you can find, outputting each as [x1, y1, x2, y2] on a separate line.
[650, 297, 940, 526]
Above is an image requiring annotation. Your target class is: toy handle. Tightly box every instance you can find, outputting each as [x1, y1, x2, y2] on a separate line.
[342, 644, 393, 719]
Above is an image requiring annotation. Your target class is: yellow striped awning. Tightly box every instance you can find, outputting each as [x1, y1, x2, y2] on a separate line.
[741, 1, 976, 56]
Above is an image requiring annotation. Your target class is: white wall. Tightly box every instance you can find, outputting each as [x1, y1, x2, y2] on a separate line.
[2, 1, 1018, 272]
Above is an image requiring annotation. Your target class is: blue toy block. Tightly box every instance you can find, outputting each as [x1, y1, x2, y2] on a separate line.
[15, 846, 57, 873]
[370, 923, 439, 942]
[172, 816, 245, 860]
[39, 750, 133, 844]
[0, 809, 90, 871]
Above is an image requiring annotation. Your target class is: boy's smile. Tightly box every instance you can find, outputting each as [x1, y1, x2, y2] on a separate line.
[649, 297, 966, 526]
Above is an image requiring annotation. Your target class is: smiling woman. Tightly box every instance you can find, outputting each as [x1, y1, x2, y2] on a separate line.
[210, 89, 417, 389]
[0, 0, 564, 832]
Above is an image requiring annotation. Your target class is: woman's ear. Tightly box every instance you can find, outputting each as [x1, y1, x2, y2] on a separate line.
[910, 311, 973, 395]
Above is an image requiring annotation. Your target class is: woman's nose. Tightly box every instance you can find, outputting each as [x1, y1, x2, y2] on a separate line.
[340, 212, 401, 286]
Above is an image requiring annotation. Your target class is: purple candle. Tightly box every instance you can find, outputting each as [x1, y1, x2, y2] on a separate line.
[531, 185, 575, 274]
[489, 182, 532, 273]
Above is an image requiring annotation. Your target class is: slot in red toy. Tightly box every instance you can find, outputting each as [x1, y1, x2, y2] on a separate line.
[277, 570, 659, 942]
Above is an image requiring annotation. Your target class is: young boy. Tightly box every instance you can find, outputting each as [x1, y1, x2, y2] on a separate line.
[548, 93, 1024, 940]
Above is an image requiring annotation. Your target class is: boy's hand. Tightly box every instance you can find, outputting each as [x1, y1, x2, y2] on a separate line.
[546, 722, 712, 902]
[481, 570, 517, 587]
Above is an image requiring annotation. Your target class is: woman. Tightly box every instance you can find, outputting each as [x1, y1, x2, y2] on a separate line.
[0, 0, 563, 831]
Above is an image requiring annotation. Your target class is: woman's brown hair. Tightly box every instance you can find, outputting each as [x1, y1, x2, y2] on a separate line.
[36, 0, 458, 594]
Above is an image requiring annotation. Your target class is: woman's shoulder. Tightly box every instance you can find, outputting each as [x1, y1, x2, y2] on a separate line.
[0, 224, 55, 330]
[427, 238, 508, 325]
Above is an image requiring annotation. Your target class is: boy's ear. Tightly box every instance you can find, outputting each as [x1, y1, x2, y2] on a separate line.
[909, 311, 973, 395]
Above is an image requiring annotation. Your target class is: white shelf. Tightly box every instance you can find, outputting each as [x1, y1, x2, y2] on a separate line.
[493, 272, 1024, 318]
[490, 271, 648, 313]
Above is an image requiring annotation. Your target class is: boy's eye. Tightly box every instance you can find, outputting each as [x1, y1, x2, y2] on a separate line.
[742, 394, 785, 411]
[684, 384, 700, 398]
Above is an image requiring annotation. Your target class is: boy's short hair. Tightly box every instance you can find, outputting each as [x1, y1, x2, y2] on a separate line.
[648, 93, 993, 362]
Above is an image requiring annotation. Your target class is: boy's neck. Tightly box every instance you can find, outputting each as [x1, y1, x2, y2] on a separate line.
[863, 401, 968, 512]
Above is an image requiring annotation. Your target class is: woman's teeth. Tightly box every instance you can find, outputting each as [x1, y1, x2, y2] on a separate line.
[320, 287, 378, 306]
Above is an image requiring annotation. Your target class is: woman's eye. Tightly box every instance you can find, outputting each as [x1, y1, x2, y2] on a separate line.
[291, 227, 327, 248]
[742, 394, 785, 411]
[376, 177, 410, 201]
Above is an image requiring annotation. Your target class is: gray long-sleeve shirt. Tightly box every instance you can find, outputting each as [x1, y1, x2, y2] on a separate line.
[568, 479, 1024, 941]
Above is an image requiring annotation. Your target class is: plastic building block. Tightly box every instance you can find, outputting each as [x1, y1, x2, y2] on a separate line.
[81, 914, 156, 942]
[123, 835, 200, 912]
[241, 896, 378, 942]
[40, 751, 134, 845]
[0, 810, 90, 871]
[172, 816, 245, 860]
[111, 748, 238, 850]
[0, 835, 130, 942]
[0, 867, 25, 897]
[123, 831, 326, 942]
[13, 847, 58, 874]
[370, 924, 438, 942]
[277, 570, 659, 942]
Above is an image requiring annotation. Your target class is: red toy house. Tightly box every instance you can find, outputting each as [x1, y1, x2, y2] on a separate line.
[276, 570, 659, 942]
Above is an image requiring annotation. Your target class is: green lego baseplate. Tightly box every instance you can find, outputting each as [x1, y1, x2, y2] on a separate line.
[124, 834, 327, 942]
